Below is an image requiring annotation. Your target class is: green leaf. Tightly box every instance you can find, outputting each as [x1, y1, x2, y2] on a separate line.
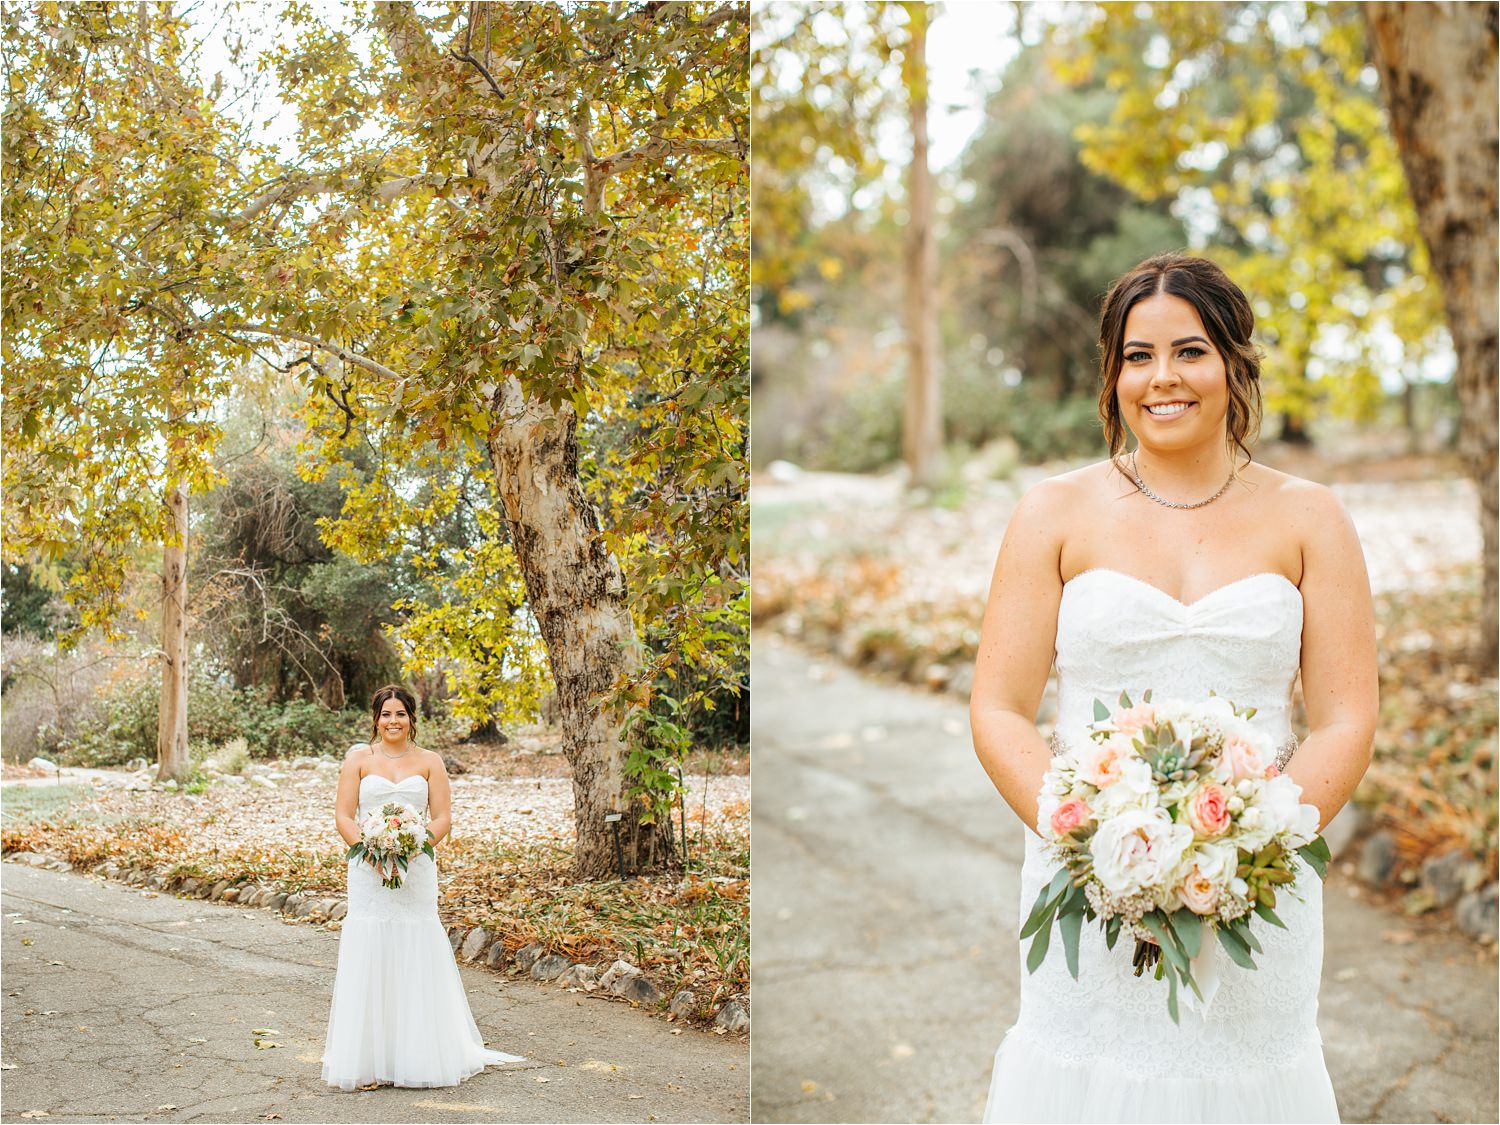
[1025, 914, 1053, 974]
[1118, 690, 1132, 709]
[1168, 909, 1202, 959]
[1140, 912, 1188, 976]
[1296, 843, 1328, 879]
[1093, 699, 1110, 722]
[1234, 918, 1263, 954]
[1059, 908, 1083, 980]
[1253, 901, 1287, 929]
[1216, 924, 1258, 970]
[1104, 914, 1123, 951]
[1020, 871, 1067, 939]
[1165, 959, 1180, 1025]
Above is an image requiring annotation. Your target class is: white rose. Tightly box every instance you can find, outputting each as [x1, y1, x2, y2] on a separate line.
[1091, 757, 1157, 816]
[1090, 807, 1194, 896]
[1199, 696, 1236, 722]
[1235, 805, 1275, 853]
[1256, 774, 1320, 845]
[1182, 842, 1236, 888]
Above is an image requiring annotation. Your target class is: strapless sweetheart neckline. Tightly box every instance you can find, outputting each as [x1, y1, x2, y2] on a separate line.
[360, 774, 428, 788]
[1063, 567, 1300, 610]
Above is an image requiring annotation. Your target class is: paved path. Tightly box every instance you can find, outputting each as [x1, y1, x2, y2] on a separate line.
[1, 864, 747, 1124]
[750, 633, 1498, 1125]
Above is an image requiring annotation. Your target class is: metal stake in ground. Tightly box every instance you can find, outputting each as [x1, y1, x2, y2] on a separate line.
[605, 812, 628, 881]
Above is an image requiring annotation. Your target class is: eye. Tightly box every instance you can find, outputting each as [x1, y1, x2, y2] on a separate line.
[1178, 346, 1206, 359]
[1124, 350, 1151, 363]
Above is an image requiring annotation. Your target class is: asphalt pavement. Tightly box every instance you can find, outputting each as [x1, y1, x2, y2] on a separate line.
[1, 863, 748, 1124]
[749, 632, 1499, 1125]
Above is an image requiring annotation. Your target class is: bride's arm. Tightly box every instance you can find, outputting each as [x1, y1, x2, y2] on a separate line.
[1287, 485, 1379, 830]
[970, 481, 1067, 834]
[335, 748, 364, 847]
[425, 753, 453, 846]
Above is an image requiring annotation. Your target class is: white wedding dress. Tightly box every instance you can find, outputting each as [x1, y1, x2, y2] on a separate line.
[322, 769, 523, 1090]
[984, 569, 1339, 1124]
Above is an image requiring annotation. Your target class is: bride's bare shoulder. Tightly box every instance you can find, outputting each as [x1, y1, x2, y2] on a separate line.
[1019, 459, 1125, 509]
[1242, 462, 1345, 515]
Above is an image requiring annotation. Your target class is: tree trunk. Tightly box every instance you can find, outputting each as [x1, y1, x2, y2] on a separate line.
[902, 2, 942, 491]
[1277, 411, 1313, 446]
[157, 480, 189, 782]
[486, 377, 677, 879]
[1367, 2, 1500, 670]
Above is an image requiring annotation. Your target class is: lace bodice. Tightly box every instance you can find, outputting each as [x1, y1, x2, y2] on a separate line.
[1056, 569, 1302, 745]
[357, 773, 429, 819]
[1004, 567, 1327, 1081]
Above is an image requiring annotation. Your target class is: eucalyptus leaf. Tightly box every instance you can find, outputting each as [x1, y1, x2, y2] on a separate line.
[1168, 909, 1202, 959]
[1025, 915, 1053, 974]
[1253, 901, 1287, 929]
[1216, 924, 1258, 970]
[1059, 908, 1083, 980]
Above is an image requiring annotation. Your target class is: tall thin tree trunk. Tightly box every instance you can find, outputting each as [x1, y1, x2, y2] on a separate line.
[902, 1, 942, 491]
[1368, 2, 1499, 670]
[157, 478, 189, 782]
[486, 378, 676, 878]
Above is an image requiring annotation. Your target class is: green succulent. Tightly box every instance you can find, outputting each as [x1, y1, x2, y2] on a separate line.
[1136, 721, 1212, 784]
[1237, 841, 1296, 908]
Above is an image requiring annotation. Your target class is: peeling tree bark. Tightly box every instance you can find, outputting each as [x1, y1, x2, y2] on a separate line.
[157, 477, 190, 783]
[486, 379, 675, 878]
[1367, 1, 1499, 670]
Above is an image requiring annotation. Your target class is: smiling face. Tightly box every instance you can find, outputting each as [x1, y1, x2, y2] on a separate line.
[377, 698, 410, 742]
[1114, 293, 1230, 456]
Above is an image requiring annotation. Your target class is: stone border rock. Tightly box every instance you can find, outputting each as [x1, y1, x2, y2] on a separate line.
[445, 926, 749, 1034]
[1, 849, 751, 1036]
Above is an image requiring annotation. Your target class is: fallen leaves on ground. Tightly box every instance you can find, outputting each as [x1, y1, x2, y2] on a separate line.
[1, 758, 750, 1015]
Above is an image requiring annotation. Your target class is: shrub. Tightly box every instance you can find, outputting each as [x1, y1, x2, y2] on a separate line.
[56, 667, 366, 767]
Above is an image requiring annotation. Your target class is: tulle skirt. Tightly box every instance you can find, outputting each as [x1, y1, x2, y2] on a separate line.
[983, 1025, 1339, 1123]
[322, 853, 523, 1090]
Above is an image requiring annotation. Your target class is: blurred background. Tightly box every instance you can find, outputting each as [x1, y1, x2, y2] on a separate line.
[749, 2, 1497, 1122]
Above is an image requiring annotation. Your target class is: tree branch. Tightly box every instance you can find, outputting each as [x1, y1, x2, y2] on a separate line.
[591, 135, 743, 183]
[215, 323, 411, 384]
[232, 172, 446, 223]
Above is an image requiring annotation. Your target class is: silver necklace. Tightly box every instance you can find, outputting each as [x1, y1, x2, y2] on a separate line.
[1129, 451, 1234, 510]
[377, 742, 411, 759]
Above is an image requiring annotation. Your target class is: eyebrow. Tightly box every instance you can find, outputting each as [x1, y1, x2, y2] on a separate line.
[1123, 336, 1210, 349]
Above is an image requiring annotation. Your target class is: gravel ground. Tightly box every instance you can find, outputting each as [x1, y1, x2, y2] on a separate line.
[2, 762, 750, 853]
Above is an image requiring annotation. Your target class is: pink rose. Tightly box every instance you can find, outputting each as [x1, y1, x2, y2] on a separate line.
[1179, 866, 1222, 915]
[1265, 763, 1281, 779]
[1223, 735, 1265, 782]
[1185, 783, 1232, 838]
[1049, 797, 1093, 838]
[1114, 703, 1157, 735]
[1079, 741, 1127, 788]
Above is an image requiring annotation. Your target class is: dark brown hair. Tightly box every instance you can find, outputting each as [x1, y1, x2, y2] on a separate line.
[369, 684, 418, 743]
[1096, 252, 1263, 466]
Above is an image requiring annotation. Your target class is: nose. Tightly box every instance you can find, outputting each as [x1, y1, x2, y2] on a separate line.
[1148, 355, 1181, 387]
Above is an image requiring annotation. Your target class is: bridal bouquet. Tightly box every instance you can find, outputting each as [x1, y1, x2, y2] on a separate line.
[347, 801, 435, 890]
[1024, 690, 1332, 1023]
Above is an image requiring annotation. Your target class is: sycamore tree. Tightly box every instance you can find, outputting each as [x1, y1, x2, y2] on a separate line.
[1043, 0, 1495, 668]
[2, 0, 748, 877]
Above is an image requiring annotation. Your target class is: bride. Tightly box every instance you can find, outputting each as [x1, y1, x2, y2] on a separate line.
[323, 684, 523, 1090]
[970, 253, 1377, 1123]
